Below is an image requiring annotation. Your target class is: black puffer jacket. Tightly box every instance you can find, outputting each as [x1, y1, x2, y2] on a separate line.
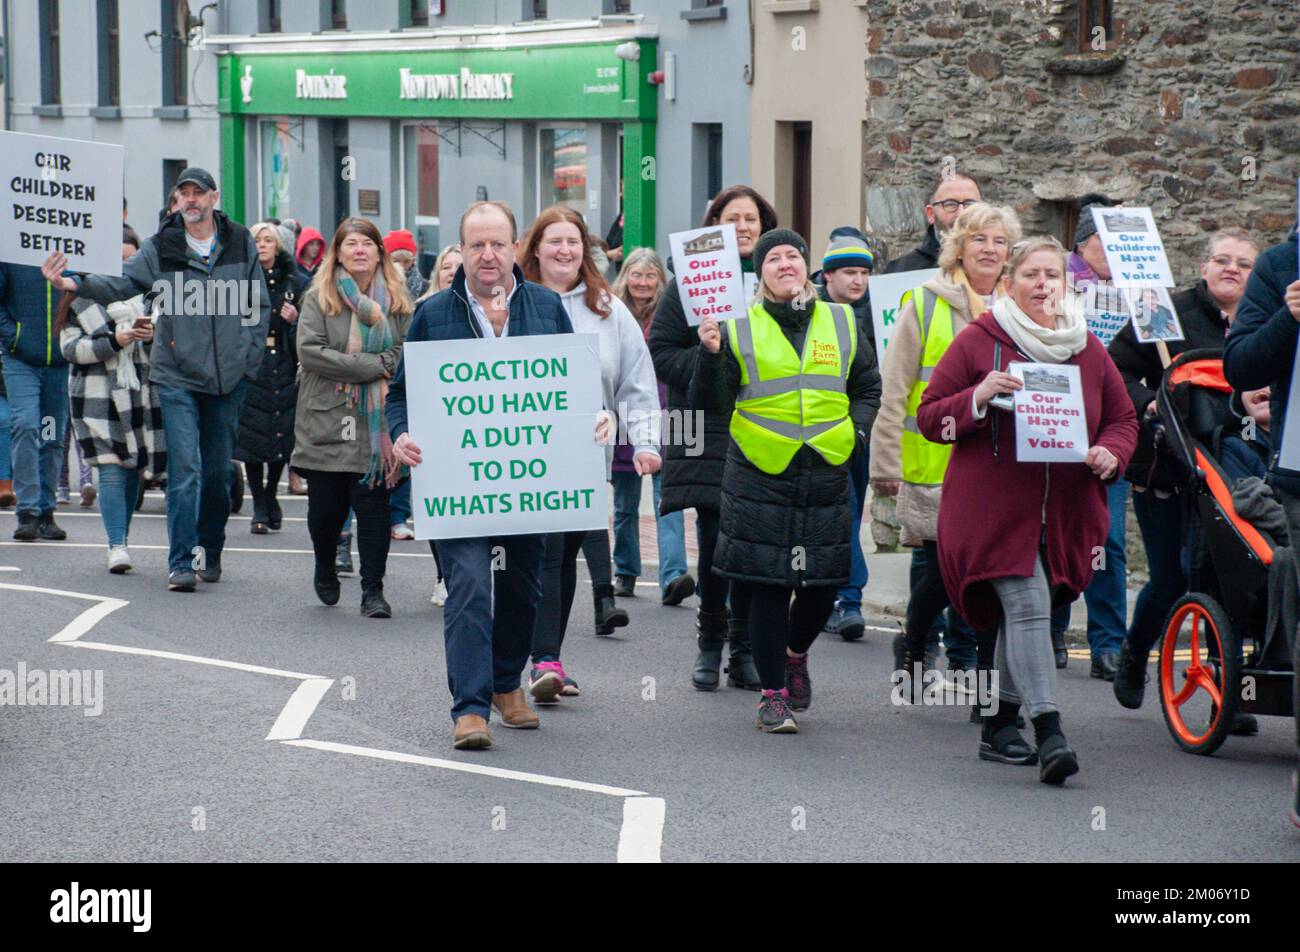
[648, 267, 745, 515]
[1108, 280, 1230, 491]
[235, 250, 309, 464]
[881, 225, 940, 275]
[690, 298, 881, 587]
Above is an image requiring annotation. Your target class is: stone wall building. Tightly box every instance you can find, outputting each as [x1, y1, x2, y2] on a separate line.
[861, 0, 1300, 281]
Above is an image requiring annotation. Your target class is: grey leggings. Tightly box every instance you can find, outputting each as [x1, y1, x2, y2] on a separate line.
[990, 554, 1059, 719]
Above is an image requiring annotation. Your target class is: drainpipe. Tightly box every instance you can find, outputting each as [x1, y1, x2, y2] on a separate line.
[2, 0, 13, 129]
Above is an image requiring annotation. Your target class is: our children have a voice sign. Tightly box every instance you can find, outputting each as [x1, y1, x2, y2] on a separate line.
[402, 334, 609, 540]
[670, 223, 748, 327]
[1008, 362, 1089, 463]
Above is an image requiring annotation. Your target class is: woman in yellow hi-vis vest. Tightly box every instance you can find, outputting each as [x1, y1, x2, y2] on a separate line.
[869, 203, 1021, 693]
[695, 230, 881, 733]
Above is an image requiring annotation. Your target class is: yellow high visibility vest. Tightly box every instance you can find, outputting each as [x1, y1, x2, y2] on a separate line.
[900, 287, 955, 485]
[726, 299, 857, 475]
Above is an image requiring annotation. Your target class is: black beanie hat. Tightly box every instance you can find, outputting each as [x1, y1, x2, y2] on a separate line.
[751, 228, 809, 272]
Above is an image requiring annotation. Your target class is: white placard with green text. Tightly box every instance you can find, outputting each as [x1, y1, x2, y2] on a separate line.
[868, 268, 939, 367]
[404, 334, 609, 540]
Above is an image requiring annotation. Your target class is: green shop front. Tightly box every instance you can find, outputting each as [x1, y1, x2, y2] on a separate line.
[215, 33, 657, 264]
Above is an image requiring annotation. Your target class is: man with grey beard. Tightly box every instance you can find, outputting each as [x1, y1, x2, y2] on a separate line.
[43, 168, 269, 591]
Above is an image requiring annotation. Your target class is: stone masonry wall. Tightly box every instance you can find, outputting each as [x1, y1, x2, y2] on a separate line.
[861, 0, 1300, 282]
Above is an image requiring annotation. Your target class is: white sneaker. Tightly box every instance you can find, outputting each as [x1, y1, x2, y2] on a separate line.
[108, 546, 133, 574]
[430, 578, 448, 606]
[391, 524, 415, 541]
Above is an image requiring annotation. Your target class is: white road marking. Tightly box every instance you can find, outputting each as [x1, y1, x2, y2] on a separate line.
[266, 678, 336, 741]
[0, 566, 21, 571]
[281, 738, 648, 798]
[0, 541, 434, 558]
[8, 511, 308, 523]
[617, 797, 667, 863]
[9, 579, 667, 862]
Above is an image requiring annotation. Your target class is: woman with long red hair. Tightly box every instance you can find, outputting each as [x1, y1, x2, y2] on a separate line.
[518, 205, 661, 701]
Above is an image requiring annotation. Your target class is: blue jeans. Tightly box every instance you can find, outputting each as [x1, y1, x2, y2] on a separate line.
[1081, 477, 1129, 658]
[97, 463, 140, 548]
[611, 470, 687, 594]
[912, 544, 977, 667]
[389, 477, 411, 526]
[0, 393, 12, 480]
[435, 533, 545, 722]
[1126, 489, 1187, 657]
[1, 360, 68, 514]
[836, 448, 871, 614]
[156, 383, 245, 573]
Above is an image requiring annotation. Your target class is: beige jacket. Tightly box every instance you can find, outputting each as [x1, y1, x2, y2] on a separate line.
[869, 270, 991, 545]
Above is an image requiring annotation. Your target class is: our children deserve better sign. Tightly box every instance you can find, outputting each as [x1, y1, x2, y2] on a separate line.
[0, 130, 124, 275]
[403, 335, 609, 540]
[669, 223, 747, 327]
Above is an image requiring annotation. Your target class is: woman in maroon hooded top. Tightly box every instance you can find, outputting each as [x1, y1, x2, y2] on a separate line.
[917, 236, 1137, 786]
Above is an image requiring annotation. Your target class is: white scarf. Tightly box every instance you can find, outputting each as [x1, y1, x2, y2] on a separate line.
[991, 294, 1088, 364]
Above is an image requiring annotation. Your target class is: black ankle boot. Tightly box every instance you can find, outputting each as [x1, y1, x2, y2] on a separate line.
[361, 582, 391, 619]
[266, 495, 283, 531]
[594, 582, 629, 636]
[725, 616, 761, 691]
[249, 486, 269, 534]
[692, 609, 728, 691]
[892, 629, 928, 702]
[1033, 711, 1079, 785]
[314, 565, 340, 606]
[1051, 627, 1068, 669]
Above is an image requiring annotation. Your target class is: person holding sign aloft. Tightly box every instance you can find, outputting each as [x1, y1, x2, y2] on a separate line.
[916, 237, 1137, 784]
[650, 185, 778, 694]
[518, 205, 661, 703]
[694, 229, 880, 734]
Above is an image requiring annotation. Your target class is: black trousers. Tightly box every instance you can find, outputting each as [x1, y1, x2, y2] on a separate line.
[246, 461, 284, 511]
[906, 540, 952, 642]
[530, 529, 615, 661]
[696, 507, 727, 614]
[748, 583, 838, 691]
[299, 468, 390, 586]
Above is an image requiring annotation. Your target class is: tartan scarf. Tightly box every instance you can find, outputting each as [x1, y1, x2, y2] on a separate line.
[334, 266, 398, 487]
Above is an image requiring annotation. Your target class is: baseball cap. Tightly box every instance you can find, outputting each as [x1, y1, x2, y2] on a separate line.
[175, 167, 217, 192]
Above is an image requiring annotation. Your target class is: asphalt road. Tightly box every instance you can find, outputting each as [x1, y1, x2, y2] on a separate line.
[1, 489, 1296, 863]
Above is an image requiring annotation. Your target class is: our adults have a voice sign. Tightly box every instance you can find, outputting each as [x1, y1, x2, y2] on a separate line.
[669, 223, 748, 327]
[403, 334, 609, 540]
[0, 130, 124, 275]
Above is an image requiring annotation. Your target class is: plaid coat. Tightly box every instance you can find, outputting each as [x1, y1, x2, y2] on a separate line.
[60, 297, 167, 476]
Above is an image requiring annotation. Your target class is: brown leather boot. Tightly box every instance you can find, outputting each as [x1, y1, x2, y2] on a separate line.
[492, 688, 540, 729]
[0, 480, 14, 508]
[452, 713, 492, 750]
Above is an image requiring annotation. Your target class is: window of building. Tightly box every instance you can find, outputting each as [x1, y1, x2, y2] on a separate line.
[604, 0, 632, 12]
[162, 0, 189, 107]
[162, 158, 188, 212]
[402, 123, 441, 258]
[97, 0, 120, 107]
[690, 123, 723, 221]
[259, 120, 294, 221]
[531, 0, 548, 18]
[330, 0, 347, 30]
[792, 122, 812, 242]
[1078, 0, 1114, 52]
[263, 0, 281, 33]
[40, 0, 61, 105]
[683, 0, 725, 22]
[539, 126, 588, 215]
[409, 0, 429, 26]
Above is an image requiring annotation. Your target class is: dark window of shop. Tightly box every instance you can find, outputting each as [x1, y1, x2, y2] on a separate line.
[683, 1, 725, 22]
[1078, 0, 1114, 52]
[261, 0, 282, 32]
[330, 0, 347, 30]
[162, 158, 187, 212]
[691, 123, 723, 219]
[603, 0, 632, 12]
[161, 0, 189, 107]
[408, 0, 429, 26]
[529, 0, 548, 18]
[39, 0, 61, 105]
[792, 122, 812, 242]
[97, 0, 120, 107]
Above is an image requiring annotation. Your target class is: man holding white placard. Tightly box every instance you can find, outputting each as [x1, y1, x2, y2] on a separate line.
[388, 201, 608, 751]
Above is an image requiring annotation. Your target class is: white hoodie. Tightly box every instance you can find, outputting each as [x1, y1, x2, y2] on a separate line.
[557, 283, 661, 476]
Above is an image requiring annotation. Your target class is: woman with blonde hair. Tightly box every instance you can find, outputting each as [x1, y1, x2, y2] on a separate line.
[871, 202, 1022, 691]
[292, 218, 414, 618]
[416, 244, 465, 304]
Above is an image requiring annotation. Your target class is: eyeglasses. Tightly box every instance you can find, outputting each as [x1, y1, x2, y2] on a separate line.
[1208, 255, 1254, 271]
[930, 199, 980, 213]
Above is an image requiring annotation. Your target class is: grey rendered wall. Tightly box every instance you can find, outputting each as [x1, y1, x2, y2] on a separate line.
[7, 0, 221, 236]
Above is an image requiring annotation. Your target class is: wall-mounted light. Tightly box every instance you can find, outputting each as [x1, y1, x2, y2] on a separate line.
[615, 41, 641, 62]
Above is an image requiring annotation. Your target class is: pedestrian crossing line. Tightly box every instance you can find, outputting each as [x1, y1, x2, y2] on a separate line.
[8, 578, 667, 862]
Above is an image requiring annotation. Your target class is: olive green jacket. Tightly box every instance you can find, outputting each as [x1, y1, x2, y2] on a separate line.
[290, 287, 411, 474]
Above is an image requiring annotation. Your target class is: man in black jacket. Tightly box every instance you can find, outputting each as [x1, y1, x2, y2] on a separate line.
[882, 173, 982, 274]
